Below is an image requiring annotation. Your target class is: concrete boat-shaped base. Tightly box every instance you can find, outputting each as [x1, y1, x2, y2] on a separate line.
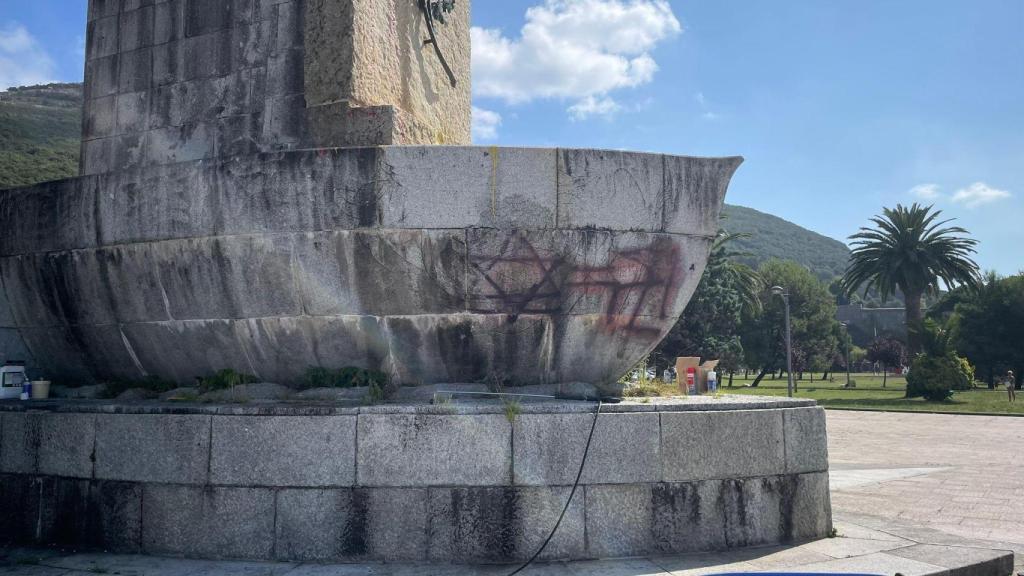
[0, 147, 741, 392]
[0, 396, 832, 562]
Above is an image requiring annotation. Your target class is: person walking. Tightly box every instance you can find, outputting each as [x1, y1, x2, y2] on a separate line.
[1007, 370, 1016, 402]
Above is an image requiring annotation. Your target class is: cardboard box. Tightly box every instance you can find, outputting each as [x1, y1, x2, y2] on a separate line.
[675, 357, 721, 395]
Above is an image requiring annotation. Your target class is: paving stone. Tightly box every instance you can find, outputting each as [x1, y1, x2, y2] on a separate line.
[211, 415, 356, 487]
[95, 414, 210, 484]
[784, 551, 946, 575]
[142, 485, 275, 559]
[651, 552, 758, 575]
[801, 535, 909, 559]
[888, 543, 1014, 576]
[44, 552, 297, 576]
[428, 486, 585, 562]
[661, 409, 785, 481]
[357, 414, 511, 487]
[513, 412, 660, 486]
[783, 407, 829, 474]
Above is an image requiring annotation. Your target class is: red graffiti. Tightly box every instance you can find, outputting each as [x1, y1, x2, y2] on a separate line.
[470, 233, 684, 338]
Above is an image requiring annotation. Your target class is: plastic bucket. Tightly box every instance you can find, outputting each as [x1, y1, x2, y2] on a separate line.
[31, 380, 51, 400]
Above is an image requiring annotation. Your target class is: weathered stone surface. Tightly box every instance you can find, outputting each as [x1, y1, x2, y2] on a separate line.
[142, 485, 275, 559]
[82, 0, 469, 172]
[0, 401, 831, 563]
[211, 416, 356, 486]
[661, 409, 785, 481]
[888, 543, 1015, 576]
[275, 488, 428, 561]
[37, 413, 96, 478]
[85, 480, 144, 553]
[788, 471, 833, 541]
[378, 147, 556, 229]
[427, 486, 584, 562]
[783, 407, 830, 474]
[557, 149, 664, 231]
[722, 472, 832, 548]
[0, 474, 38, 544]
[585, 484, 653, 557]
[0, 144, 735, 388]
[95, 414, 210, 484]
[650, 481, 729, 554]
[0, 412, 96, 478]
[357, 414, 511, 486]
[513, 412, 660, 485]
[0, 412, 37, 474]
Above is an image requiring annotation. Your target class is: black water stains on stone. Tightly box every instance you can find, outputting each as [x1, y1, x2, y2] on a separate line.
[650, 482, 727, 554]
[437, 320, 485, 383]
[0, 474, 35, 545]
[353, 148, 381, 227]
[342, 489, 369, 557]
[386, 317, 423, 383]
[446, 487, 520, 561]
[776, 475, 798, 542]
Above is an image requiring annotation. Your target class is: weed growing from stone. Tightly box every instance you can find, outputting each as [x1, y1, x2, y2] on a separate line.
[503, 398, 521, 423]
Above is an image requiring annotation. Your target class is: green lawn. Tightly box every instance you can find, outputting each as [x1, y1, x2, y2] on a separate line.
[718, 372, 1023, 415]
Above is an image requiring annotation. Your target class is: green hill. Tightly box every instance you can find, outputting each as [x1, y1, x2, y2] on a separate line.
[0, 83, 852, 280]
[0, 83, 82, 190]
[721, 204, 850, 280]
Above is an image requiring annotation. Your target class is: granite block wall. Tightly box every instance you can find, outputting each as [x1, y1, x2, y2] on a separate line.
[0, 401, 832, 562]
[80, 0, 472, 175]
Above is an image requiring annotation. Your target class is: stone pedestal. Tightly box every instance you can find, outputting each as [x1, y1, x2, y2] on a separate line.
[80, 0, 471, 175]
[0, 397, 833, 562]
[0, 147, 740, 393]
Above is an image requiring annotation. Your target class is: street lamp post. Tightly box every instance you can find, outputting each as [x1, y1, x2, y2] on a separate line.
[771, 286, 794, 398]
[840, 322, 851, 388]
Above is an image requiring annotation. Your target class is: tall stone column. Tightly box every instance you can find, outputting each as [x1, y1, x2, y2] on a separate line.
[80, 0, 471, 176]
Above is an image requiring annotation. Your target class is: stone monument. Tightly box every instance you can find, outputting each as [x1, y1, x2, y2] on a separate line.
[0, 0, 832, 564]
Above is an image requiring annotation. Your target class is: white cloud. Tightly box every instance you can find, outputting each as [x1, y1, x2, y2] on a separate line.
[0, 23, 57, 91]
[951, 182, 1012, 209]
[472, 0, 681, 119]
[909, 183, 942, 200]
[471, 106, 503, 141]
[568, 95, 621, 120]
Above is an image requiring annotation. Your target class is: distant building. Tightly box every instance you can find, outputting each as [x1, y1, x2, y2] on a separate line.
[837, 304, 907, 346]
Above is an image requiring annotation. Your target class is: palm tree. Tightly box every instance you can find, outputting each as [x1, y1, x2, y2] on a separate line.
[708, 231, 764, 316]
[841, 203, 980, 357]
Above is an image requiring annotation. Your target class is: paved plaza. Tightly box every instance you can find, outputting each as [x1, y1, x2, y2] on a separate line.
[827, 410, 1024, 571]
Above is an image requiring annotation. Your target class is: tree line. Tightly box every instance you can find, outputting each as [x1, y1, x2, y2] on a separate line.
[654, 203, 1018, 398]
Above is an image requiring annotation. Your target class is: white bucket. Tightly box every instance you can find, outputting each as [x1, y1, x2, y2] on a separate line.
[31, 380, 51, 400]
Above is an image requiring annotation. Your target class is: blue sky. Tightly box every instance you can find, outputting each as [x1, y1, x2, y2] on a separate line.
[2, 0, 1022, 274]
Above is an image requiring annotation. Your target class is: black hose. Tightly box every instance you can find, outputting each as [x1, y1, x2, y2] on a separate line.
[506, 400, 603, 576]
[419, 0, 458, 87]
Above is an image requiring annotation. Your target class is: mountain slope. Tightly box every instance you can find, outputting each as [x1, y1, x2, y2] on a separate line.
[721, 204, 850, 280]
[0, 84, 82, 190]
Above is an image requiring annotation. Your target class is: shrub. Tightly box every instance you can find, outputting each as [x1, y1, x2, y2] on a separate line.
[955, 356, 976, 390]
[199, 369, 258, 392]
[906, 354, 966, 401]
[302, 366, 390, 389]
[100, 375, 177, 399]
